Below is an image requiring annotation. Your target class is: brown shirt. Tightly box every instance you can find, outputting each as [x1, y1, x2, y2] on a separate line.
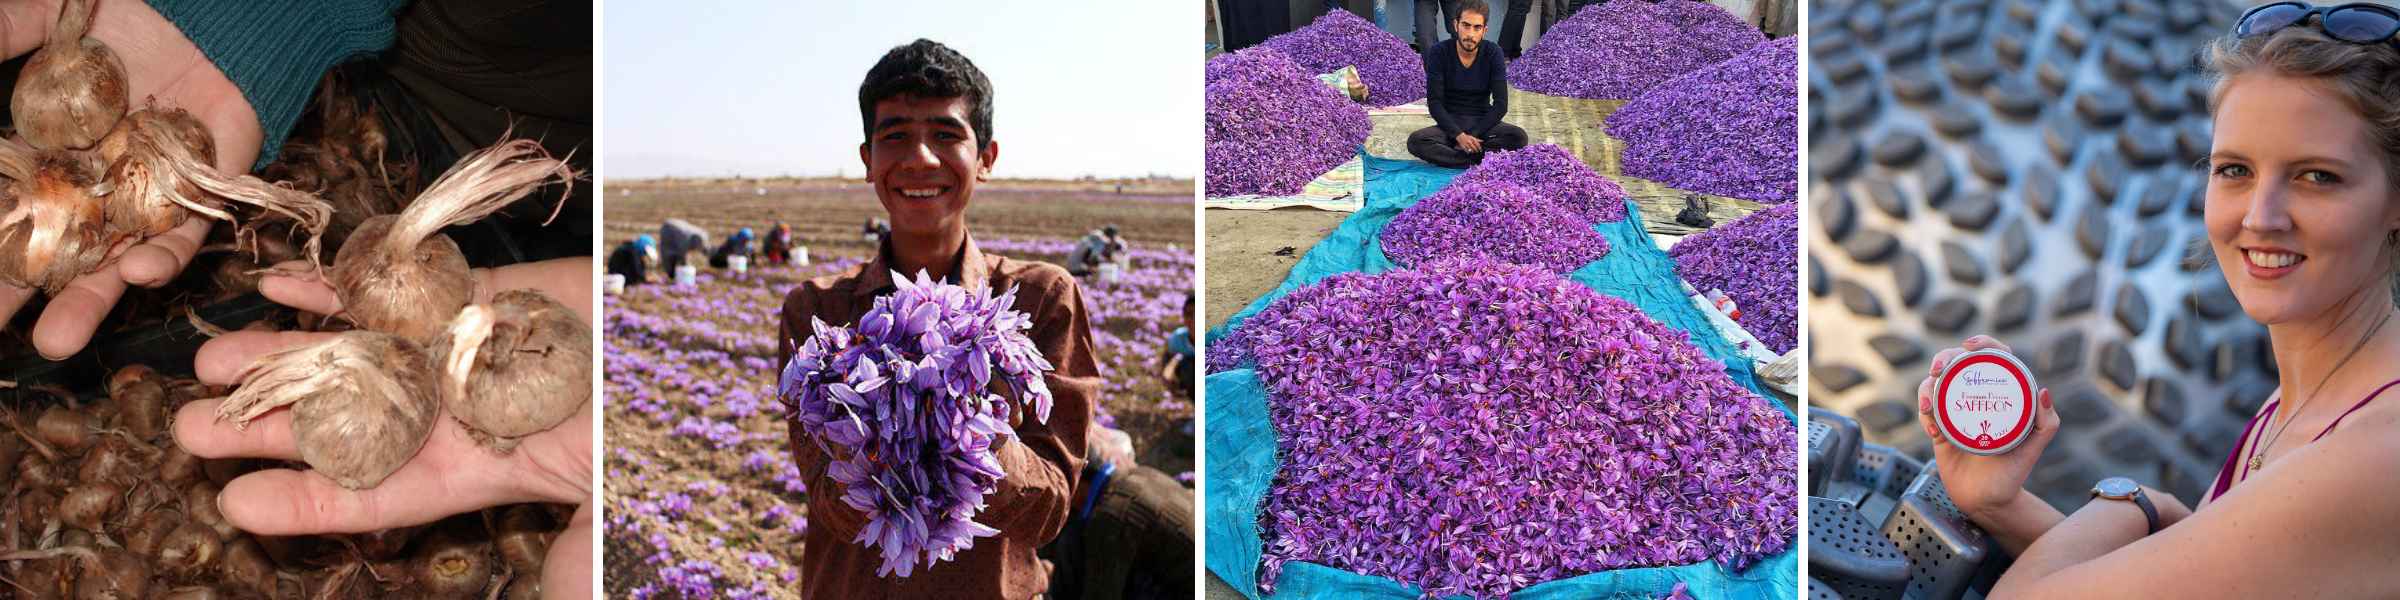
[778, 236, 1098, 599]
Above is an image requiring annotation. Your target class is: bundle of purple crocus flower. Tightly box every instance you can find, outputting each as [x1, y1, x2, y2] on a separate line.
[779, 270, 1056, 577]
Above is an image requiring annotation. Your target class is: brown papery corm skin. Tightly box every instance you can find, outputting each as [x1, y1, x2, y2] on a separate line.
[329, 139, 576, 340]
[0, 148, 112, 292]
[211, 331, 439, 490]
[431, 289, 591, 453]
[12, 0, 128, 151]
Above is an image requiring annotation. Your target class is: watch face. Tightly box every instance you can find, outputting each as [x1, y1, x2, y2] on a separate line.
[2097, 477, 2138, 497]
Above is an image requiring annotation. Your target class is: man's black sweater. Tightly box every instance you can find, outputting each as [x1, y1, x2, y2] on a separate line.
[1424, 38, 1509, 139]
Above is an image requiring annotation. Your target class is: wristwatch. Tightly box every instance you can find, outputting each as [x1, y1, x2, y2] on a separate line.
[2092, 477, 2159, 535]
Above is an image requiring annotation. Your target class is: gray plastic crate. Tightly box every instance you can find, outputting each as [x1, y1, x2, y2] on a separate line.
[1809, 497, 1911, 600]
[1810, 408, 1865, 496]
[1882, 466, 2004, 600]
[1810, 577, 1847, 600]
[1853, 443, 1926, 525]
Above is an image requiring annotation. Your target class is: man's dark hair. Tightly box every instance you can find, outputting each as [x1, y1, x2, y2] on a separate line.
[1458, 0, 1490, 20]
[858, 39, 995, 147]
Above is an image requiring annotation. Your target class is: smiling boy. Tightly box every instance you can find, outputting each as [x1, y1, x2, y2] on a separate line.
[777, 39, 1100, 598]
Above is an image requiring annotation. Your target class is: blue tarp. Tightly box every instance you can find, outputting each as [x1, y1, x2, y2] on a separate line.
[1203, 152, 1799, 599]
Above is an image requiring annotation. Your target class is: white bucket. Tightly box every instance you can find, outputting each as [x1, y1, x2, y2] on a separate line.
[794, 246, 810, 266]
[603, 274, 626, 295]
[1098, 263, 1123, 283]
[674, 265, 697, 287]
[728, 255, 749, 274]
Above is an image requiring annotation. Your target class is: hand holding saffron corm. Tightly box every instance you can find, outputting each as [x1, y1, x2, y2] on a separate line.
[778, 270, 1056, 577]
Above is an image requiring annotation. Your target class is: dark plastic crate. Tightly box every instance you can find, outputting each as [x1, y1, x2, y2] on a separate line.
[1882, 466, 2004, 600]
[1810, 408, 1864, 496]
[1809, 496, 1910, 600]
[1810, 577, 1846, 600]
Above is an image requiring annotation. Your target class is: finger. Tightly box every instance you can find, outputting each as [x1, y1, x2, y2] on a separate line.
[1961, 335, 2014, 355]
[32, 267, 127, 359]
[544, 506, 595, 599]
[0, 1, 54, 61]
[119, 219, 212, 287]
[193, 330, 342, 385]
[2031, 388, 2061, 441]
[1918, 375, 1943, 440]
[216, 463, 512, 536]
[257, 260, 344, 316]
[1927, 347, 1967, 377]
[172, 398, 300, 461]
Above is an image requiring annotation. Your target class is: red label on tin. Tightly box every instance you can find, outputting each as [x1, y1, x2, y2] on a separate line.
[1937, 353, 2035, 453]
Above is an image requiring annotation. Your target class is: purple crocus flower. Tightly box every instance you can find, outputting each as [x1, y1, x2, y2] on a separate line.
[1668, 202, 1798, 354]
[1509, 1, 1765, 100]
[1380, 181, 1611, 273]
[1206, 46, 1373, 197]
[780, 270, 1057, 577]
[1605, 37, 1799, 204]
[1243, 259, 1797, 598]
[1260, 9, 1427, 107]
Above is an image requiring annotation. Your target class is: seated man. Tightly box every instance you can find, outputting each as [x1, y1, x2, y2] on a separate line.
[1406, 0, 1528, 168]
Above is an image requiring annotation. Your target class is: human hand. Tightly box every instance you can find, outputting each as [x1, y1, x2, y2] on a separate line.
[0, 0, 268, 359]
[173, 257, 595, 597]
[172, 384, 593, 598]
[1917, 335, 2061, 520]
[1456, 132, 1483, 153]
[1092, 426, 1135, 469]
[245, 256, 597, 324]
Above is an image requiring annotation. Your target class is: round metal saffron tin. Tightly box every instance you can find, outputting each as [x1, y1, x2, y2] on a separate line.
[1935, 349, 2038, 455]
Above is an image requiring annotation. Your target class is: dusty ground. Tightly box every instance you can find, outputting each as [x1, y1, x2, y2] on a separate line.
[1202, 208, 1350, 330]
[602, 180, 1195, 598]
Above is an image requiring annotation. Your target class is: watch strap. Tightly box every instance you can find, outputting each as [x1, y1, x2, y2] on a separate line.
[2130, 490, 2159, 535]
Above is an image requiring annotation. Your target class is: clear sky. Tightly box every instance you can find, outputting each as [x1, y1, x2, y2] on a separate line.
[602, 1, 1200, 180]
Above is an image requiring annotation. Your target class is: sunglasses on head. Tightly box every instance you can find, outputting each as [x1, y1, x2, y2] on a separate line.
[2237, 2, 2400, 45]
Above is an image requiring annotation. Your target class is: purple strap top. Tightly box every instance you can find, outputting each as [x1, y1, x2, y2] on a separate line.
[2207, 379, 2400, 503]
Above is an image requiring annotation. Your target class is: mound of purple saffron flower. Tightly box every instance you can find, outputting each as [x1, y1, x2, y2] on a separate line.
[1452, 144, 1631, 224]
[1607, 37, 1799, 203]
[1260, 9, 1428, 107]
[1669, 202, 1798, 354]
[779, 270, 1057, 577]
[1206, 47, 1373, 197]
[1380, 181, 1610, 273]
[1510, 1, 1766, 100]
[1244, 259, 1797, 598]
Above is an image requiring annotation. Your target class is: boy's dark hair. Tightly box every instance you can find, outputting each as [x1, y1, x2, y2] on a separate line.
[1184, 292, 1195, 313]
[858, 39, 995, 147]
[1459, 0, 1490, 20]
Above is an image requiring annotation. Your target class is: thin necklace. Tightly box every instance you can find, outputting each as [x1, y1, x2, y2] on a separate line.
[2248, 311, 2393, 471]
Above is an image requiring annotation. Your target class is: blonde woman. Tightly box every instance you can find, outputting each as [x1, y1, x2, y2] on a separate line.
[1915, 3, 2400, 596]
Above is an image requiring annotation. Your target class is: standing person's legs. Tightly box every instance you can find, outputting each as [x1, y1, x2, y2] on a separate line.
[1414, 0, 1443, 49]
[1484, 122, 1531, 152]
[1407, 126, 1477, 168]
[1500, 0, 1531, 57]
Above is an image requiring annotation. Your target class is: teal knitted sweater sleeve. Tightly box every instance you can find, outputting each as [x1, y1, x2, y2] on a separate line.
[144, 0, 408, 171]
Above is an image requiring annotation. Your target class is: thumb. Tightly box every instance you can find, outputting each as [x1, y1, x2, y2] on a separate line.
[0, 0, 59, 62]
